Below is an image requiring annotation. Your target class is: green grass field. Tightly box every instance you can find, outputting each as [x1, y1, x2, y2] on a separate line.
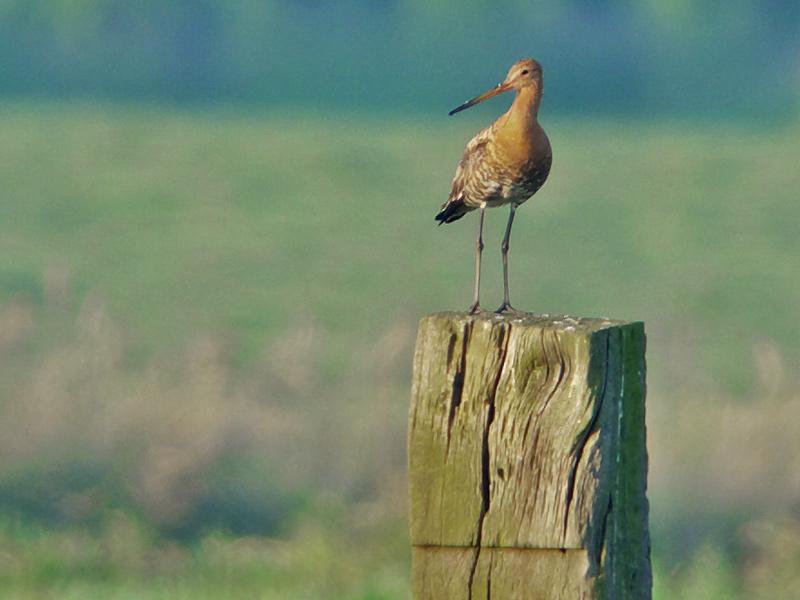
[1, 103, 799, 597]
[2, 104, 798, 385]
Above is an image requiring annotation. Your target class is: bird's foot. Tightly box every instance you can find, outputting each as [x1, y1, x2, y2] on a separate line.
[495, 302, 523, 316]
[468, 301, 483, 315]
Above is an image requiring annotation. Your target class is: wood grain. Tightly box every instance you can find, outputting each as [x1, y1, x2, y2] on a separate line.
[409, 312, 651, 599]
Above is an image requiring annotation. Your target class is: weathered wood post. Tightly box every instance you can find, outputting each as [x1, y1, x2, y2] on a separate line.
[408, 312, 651, 599]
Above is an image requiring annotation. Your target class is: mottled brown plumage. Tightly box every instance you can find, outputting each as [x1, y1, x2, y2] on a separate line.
[436, 58, 552, 313]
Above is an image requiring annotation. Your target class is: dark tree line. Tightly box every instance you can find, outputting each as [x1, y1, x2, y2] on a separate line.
[0, 0, 797, 117]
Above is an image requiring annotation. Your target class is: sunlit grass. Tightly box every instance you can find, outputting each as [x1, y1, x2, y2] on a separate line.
[1, 103, 799, 598]
[0, 515, 410, 599]
[1, 103, 798, 387]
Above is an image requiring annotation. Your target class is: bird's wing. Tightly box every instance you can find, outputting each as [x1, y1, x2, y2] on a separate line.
[445, 125, 494, 205]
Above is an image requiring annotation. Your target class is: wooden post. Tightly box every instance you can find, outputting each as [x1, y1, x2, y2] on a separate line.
[408, 312, 651, 599]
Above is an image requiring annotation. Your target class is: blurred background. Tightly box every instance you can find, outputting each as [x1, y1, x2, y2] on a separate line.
[0, 1, 799, 598]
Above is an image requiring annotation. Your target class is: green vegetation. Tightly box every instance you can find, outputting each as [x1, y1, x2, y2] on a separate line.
[2, 104, 798, 386]
[0, 515, 411, 599]
[1, 103, 799, 597]
[2, 1, 798, 118]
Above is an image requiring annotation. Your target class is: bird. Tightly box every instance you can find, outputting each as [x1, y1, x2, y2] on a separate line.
[436, 58, 552, 314]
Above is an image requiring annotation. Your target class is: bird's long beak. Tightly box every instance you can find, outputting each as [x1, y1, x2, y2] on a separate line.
[449, 81, 513, 116]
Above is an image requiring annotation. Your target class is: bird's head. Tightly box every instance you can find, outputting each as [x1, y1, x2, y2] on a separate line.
[449, 58, 543, 116]
[505, 58, 543, 90]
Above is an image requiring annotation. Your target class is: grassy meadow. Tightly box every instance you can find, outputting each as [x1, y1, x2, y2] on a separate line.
[1, 103, 799, 598]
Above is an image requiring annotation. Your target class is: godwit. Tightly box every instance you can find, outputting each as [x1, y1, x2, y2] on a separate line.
[436, 58, 552, 314]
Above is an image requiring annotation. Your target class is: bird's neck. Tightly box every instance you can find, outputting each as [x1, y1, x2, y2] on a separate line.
[495, 86, 544, 154]
[508, 86, 541, 125]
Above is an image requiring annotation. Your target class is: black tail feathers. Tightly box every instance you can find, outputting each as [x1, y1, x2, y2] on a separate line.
[435, 198, 470, 225]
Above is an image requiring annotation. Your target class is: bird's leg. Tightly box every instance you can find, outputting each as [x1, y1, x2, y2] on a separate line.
[468, 204, 486, 314]
[496, 204, 519, 314]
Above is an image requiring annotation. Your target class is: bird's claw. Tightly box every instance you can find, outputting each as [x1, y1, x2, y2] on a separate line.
[495, 303, 522, 315]
[468, 302, 483, 315]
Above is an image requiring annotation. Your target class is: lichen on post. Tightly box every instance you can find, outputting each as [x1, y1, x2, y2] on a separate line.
[408, 312, 651, 599]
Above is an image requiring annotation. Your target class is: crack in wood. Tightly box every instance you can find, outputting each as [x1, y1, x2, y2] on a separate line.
[552, 328, 570, 397]
[536, 328, 567, 417]
[446, 323, 472, 453]
[562, 331, 612, 545]
[530, 429, 543, 512]
[467, 323, 510, 600]
[522, 412, 533, 445]
[446, 332, 458, 367]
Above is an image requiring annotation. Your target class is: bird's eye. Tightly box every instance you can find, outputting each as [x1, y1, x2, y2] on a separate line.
[521, 69, 529, 75]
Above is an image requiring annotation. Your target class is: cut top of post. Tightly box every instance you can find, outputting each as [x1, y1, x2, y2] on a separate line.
[429, 310, 635, 334]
